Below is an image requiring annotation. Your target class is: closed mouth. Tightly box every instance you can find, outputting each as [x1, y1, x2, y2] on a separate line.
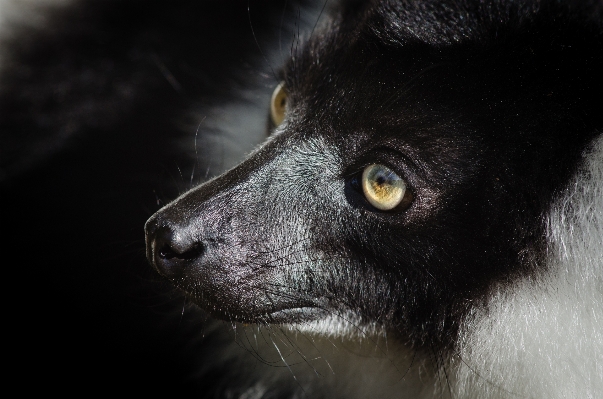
[265, 307, 327, 324]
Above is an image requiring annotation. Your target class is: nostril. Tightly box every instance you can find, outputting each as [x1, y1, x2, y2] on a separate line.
[159, 242, 204, 260]
[145, 218, 206, 277]
[158, 244, 177, 260]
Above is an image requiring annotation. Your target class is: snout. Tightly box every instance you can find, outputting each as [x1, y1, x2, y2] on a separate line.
[144, 214, 205, 278]
[141, 145, 333, 324]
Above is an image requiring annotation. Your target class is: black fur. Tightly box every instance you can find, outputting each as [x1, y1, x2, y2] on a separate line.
[3, 0, 602, 397]
[146, 0, 603, 352]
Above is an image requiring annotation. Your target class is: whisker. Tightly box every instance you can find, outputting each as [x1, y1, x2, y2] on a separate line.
[276, 326, 324, 377]
[310, 0, 329, 39]
[278, 0, 289, 63]
[270, 332, 307, 394]
[247, 0, 278, 82]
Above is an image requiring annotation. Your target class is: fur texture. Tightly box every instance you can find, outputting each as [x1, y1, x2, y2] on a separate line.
[2, 0, 601, 397]
[145, 1, 603, 397]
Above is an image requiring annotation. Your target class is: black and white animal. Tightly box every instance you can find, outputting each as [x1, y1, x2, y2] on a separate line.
[144, 0, 603, 398]
[2, 0, 601, 397]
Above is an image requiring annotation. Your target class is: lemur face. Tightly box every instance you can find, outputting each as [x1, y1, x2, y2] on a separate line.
[145, 0, 602, 349]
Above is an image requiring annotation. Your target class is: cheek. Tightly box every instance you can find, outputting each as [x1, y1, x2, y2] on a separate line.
[404, 186, 444, 222]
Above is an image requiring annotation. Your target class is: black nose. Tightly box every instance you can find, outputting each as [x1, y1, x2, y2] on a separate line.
[144, 215, 205, 277]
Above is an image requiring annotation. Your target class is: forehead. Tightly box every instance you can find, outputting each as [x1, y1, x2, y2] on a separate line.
[281, 3, 490, 137]
[281, 0, 598, 148]
[282, 44, 468, 165]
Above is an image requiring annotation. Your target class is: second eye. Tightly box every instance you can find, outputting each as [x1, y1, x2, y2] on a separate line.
[270, 82, 288, 127]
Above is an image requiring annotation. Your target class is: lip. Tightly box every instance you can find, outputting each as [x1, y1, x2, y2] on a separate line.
[190, 295, 327, 325]
[265, 307, 327, 324]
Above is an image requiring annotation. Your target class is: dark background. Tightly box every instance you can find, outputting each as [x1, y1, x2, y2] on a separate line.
[1, 1, 315, 394]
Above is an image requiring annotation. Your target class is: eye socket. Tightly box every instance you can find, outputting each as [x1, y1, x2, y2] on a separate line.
[270, 82, 288, 127]
[361, 164, 411, 211]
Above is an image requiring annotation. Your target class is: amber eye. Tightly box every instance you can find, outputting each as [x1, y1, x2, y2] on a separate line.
[270, 82, 288, 126]
[361, 164, 409, 211]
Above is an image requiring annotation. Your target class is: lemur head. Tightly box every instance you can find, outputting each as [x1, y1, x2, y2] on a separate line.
[145, 0, 603, 350]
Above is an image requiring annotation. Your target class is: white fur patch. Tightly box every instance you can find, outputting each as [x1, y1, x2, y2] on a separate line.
[454, 136, 603, 398]
[284, 311, 383, 339]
